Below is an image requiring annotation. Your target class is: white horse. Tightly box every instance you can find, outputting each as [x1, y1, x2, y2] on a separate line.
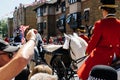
[63, 33, 88, 69]
[63, 33, 120, 80]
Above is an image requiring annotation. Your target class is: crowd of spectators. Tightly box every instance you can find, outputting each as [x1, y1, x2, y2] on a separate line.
[42, 35, 65, 45]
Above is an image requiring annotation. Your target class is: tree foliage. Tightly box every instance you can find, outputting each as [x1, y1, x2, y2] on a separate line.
[0, 19, 8, 37]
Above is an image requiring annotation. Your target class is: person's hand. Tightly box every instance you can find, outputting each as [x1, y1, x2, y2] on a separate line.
[85, 52, 89, 56]
[26, 29, 37, 41]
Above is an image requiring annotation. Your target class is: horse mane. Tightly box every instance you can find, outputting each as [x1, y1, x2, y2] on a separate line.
[28, 64, 53, 80]
[73, 33, 88, 51]
[63, 33, 71, 49]
[29, 73, 58, 80]
[73, 33, 88, 46]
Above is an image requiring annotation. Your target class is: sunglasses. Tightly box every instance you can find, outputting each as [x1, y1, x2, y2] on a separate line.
[0, 52, 13, 59]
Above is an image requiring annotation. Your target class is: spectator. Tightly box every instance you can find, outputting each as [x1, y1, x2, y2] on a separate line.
[88, 65, 117, 80]
[43, 37, 47, 44]
[4, 36, 9, 42]
[87, 25, 94, 39]
[77, 27, 89, 43]
[58, 35, 63, 44]
[49, 37, 54, 44]
[14, 33, 21, 43]
[0, 29, 37, 80]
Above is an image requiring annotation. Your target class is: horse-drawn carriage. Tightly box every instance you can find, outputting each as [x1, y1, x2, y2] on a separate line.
[16, 33, 120, 80]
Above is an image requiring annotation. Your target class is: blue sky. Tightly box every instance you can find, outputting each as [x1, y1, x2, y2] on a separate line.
[0, 0, 36, 20]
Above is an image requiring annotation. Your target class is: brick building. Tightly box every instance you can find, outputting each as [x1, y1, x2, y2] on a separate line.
[81, 0, 120, 27]
[13, 3, 38, 37]
[7, 18, 13, 38]
[10, 0, 120, 39]
[34, 0, 105, 38]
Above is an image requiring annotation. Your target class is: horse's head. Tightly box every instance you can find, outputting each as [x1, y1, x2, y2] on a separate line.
[63, 33, 88, 60]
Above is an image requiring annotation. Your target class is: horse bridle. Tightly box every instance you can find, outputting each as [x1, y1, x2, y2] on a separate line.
[68, 38, 87, 64]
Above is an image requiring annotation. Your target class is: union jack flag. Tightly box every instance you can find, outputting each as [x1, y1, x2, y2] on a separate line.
[19, 25, 29, 44]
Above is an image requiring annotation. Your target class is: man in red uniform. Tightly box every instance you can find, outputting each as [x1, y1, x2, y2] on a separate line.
[77, 0, 120, 80]
[77, 27, 89, 43]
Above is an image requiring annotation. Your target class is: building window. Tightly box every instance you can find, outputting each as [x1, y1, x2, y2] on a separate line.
[66, 15, 71, 24]
[83, 8, 90, 22]
[56, 4, 59, 11]
[61, 1, 66, 13]
[43, 6, 46, 13]
[43, 22, 46, 29]
[37, 7, 43, 17]
[68, 0, 78, 4]
[66, 12, 81, 29]
[57, 19, 64, 28]
[38, 23, 44, 34]
[56, 3, 59, 11]
[66, 13, 77, 24]
[57, 15, 66, 33]
[37, 8, 40, 17]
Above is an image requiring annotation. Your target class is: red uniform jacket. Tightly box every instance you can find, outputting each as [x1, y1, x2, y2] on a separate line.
[80, 35, 89, 43]
[4, 37, 9, 42]
[77, 18, 120, 80]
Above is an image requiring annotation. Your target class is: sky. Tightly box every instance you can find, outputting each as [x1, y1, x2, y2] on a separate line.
[0, 0, 51, 20]
[0, 0, 36, 20]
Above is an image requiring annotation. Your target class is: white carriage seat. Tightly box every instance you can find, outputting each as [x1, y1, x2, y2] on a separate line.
[43, 44, 63, 53]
